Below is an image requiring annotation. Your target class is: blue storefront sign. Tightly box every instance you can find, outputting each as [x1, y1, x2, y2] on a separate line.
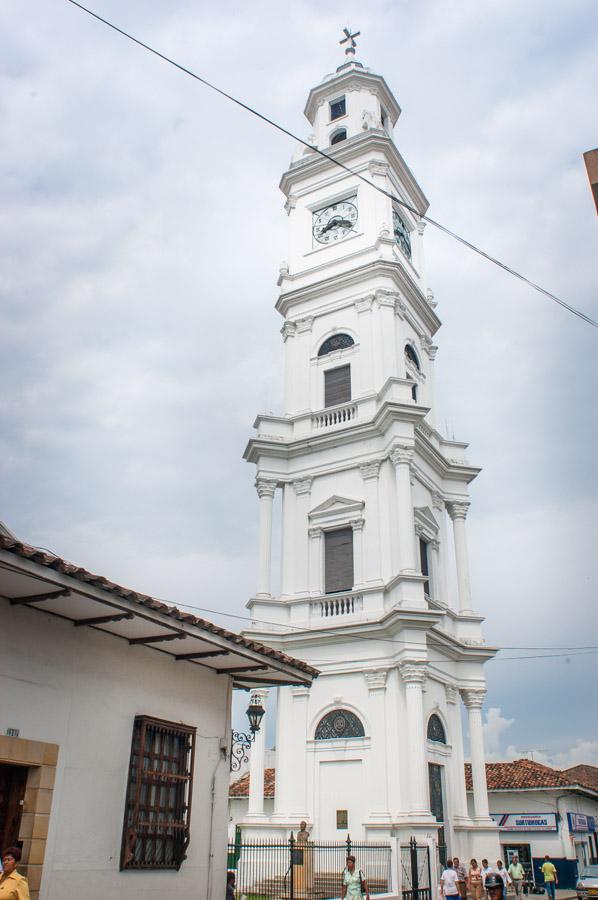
[567, 812, 596, 833]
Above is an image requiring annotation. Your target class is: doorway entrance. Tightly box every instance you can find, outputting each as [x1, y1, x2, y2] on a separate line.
[503, 844, 533, 884]
[0, 764, 28, 851]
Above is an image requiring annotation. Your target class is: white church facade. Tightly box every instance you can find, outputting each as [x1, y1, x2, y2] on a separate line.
[238, 40, 501, 864]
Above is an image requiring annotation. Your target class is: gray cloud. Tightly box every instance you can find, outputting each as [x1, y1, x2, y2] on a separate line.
[1, 0, 597, 756]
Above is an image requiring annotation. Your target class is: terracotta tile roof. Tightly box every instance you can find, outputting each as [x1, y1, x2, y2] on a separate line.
[563, 764, 598, 792]
[465, 758, 598, 792]
[230, 768, 276, 798]
[0, 535, 318, 679]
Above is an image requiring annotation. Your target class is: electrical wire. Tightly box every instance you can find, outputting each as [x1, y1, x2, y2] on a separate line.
[169, 598, 598, 663]
[64, 0, 598, 331]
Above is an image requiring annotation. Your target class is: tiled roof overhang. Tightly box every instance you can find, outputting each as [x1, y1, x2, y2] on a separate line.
[0, 536, 318, 688]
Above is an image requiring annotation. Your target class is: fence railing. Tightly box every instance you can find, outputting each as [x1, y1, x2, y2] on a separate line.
[228, 834, 392, 899]
[401, 838, 431, 900]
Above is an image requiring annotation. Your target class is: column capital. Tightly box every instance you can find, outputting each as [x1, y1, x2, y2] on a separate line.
[365, 669, 388, 692]
[350, 518, 365, 532]
[445, 683, 459, 705]
[281, 321, 297, 342]
[390, 444, 414, 467]
[374, 288, 399, 310]
[432, 491, 445, 511]
[446, 500, 470, 521]
[355, 294, 374, 314]
[308, 526, 323, 539]
[292, 477, 313, 496]
[295, 315, 314, 334]
[461, 688, 486, 710]
[360, 459, 382, 480]
[256, 478, 277, 499]
[399, 660, 428, 685]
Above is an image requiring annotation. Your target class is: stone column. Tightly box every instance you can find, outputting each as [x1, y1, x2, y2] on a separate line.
[256, 479, 277, 598]
[365, 670, 390, 816]
[399, 660, 429, 815]
[351, 519, 365, 587]
[446, 501, 473, 614]
[445, 684, 469, 820]
[356, 295, 375, 395]
[308, 527, 323, 595]
[292, 477, 313, 594]
[462, 688, 491, 820]
[390, 445, 417, 572]
[360, 460, 383, 583]
[280, 481, 297, 596]
[289, 687, 310, 816]
[281, 321, 297, 415]
[247, 689, 269, 817]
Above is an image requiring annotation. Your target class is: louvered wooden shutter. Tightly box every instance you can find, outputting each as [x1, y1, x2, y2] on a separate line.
[324, 527, 354, 594]
[324, 365, 351, 408]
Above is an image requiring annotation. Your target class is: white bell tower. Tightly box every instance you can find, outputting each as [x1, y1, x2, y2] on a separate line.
[241, 37, 500, 863]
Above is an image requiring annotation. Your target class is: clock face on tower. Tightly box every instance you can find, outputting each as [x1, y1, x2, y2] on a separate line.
[392, 209, 412, 259]
[312, 198, 358, 245]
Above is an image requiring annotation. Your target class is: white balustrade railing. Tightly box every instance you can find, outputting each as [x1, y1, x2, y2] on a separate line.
[312, 402, 358, 430]
[311, 593, 363, 618]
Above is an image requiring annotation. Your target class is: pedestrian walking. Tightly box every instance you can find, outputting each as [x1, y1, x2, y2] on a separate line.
[226, 870, 235, 900]
[496, 860, 511, 900]
[341, 854, 370, 900]
[454, 857, 468, 900]
[0, 847, 30, 900]
[441, 860, 461, 900]
[508, 856, 526, 899]
[481, 859, 494, 890]
[540, 855, 558, 900]
[469, 859, 484, 900]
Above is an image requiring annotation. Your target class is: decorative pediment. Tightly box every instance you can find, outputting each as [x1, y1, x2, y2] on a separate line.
[309, 495, 364, 526]
[414, 505, 439, 539]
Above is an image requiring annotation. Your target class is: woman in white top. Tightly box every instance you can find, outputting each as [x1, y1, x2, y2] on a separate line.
[441, 860, 461, 898]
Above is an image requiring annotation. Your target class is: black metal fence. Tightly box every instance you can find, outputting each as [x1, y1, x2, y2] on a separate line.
[227, 834, 392, 899]
[401, 838, 431, 900]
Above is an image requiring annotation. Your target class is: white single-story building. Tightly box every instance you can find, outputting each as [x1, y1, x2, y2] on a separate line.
[465, 759, 598, 888]
[0, 534, 317, 900]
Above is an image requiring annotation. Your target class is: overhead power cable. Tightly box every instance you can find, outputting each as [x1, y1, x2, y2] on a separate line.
[65, 0, 598, 330]
[169, 598, 598, 663]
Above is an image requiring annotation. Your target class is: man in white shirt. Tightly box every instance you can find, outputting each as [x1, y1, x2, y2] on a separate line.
[441, 860, 461, 899]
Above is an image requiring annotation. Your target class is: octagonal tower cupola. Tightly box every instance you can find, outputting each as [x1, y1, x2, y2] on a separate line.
[304, 49, 401, 151]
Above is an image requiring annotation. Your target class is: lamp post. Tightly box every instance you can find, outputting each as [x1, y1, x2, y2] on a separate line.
[230, 694, 266, 772]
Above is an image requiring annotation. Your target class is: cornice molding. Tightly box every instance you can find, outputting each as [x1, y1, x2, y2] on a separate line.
[281, 321, 296, 342]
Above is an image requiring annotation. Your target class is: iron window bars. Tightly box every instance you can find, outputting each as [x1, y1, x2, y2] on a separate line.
[120, 715, 196, 870]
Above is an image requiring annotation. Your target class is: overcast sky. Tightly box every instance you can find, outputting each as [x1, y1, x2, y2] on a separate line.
[1, 0, 597, 765]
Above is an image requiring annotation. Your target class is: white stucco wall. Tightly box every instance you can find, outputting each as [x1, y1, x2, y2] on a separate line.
[0, 603, 232, 900]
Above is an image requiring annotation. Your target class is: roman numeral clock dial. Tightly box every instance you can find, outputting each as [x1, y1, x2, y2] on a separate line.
[312, 199, 358, 244]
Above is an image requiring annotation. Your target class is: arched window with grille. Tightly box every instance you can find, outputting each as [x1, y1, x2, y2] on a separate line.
[427, 713, 447, 744]
[318, 333, 355, 357]
[315, 709, 365, 740]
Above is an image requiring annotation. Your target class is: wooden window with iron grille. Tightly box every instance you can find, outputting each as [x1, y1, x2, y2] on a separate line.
[120, 715, 196, 870]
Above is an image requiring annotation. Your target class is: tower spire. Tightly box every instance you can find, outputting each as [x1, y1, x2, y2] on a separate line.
[339, 26, 360, 59]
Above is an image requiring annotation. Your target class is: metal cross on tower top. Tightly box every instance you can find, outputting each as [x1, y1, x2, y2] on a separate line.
[340, 26, 360, 57]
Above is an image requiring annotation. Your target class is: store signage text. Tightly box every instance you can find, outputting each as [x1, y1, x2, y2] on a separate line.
[567, 813, 596, 833]
[491, 813, 558, 832]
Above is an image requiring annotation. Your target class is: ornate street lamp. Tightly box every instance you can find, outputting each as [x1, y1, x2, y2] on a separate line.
[230, 693, 266, 772]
